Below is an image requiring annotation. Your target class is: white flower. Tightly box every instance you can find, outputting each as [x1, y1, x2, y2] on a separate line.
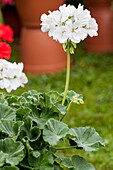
[0, 59, 28, 93]
[40, 4, 98, 44]
[86, 18, 98, 37]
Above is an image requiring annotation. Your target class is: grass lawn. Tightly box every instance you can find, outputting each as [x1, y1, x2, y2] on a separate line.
[7, 40, 113, 170]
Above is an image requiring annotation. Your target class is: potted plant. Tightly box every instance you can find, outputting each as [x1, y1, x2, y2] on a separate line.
[0, 4, 104, 169]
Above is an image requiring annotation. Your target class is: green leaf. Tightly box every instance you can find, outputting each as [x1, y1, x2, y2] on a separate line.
[60, 157, 73, 168]
[53, 104, 67, 115]
[21, 103, 59, 129]
[1, 166, 19, 170]
[21, 90, 39, 99]
[0, 120, 24, 140]
[21, 90, 40, 105]
[71, 155, 95, 170]
[0, 138, 25, 166]
[21, 103, 40, 119]
[0, 104, 16, 120]
[19, 92, 60, 129]
[5, 95, 18, 105]
[32, 151, 40, 158]
[71, 127, 105, 151]
[0, 151, 5, 167]
[28, 149, 54, 170]
[21, 91, 53, 109]
[47, 91, 63, 104]
[38, 93, 53, 108]
[43, 118, 72, 146]
[19, 103, 44, 128]
[23, 139, 41, 158]
[38, 107, 59, 129]
[20, 116, 41, 142]
[16, 106, 32, 120]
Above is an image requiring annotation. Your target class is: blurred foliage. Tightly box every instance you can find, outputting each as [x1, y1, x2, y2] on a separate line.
[4, 39, 113, 169]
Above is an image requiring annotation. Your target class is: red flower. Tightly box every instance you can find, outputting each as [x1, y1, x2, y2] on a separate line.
[0, 42, 11, 60]
[0, 24, 13, 42]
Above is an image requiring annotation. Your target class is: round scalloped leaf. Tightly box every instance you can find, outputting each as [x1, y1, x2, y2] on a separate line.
[71, 155, 95, 170]
[20, 117, 41, 142]
[0, 120, 24, 140]
[71, 127, 105, 151]
[38, 93, 53, 108]
[47, 91, 63, 104]
[60, 157, 73, 168]
[43, 118, 72, 146]
[16, 106, 32, 120]
[0, 138, 25, 166]
[0, 104, 16, 120]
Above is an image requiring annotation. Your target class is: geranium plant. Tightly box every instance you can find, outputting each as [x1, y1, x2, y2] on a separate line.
[0, 4, 104, 170]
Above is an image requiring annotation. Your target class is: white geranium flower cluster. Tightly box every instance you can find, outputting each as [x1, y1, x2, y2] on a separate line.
[0, 59, 28, 93]
[41, 4, 98, 44]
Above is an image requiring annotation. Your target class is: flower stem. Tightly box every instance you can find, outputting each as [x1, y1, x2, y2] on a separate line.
[56, 145, 76, 150]
[62, 42, 70, 106]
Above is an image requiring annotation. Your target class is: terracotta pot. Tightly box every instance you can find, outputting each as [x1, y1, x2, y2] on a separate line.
[20, 28, 68, 74]
[84, 0, 113, 53]
[15, 0, 64, 27]
[15, 0, 69, 74]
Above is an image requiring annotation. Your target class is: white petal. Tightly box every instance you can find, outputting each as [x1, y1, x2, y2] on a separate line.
[40, 13, 47, 21]
[86, 18, 98, 37]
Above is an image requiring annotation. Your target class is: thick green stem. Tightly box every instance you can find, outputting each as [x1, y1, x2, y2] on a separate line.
[62, 43, 70, 105]
[56, 145, 76, 151]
